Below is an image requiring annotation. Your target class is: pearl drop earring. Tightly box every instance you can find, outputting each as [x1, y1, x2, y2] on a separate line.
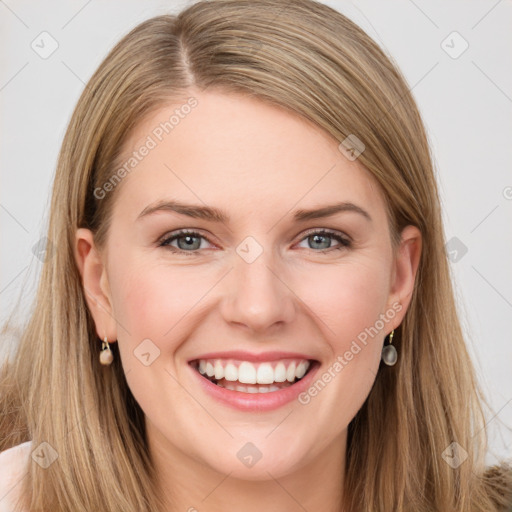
[381, 329, 397, 366]
[99, 335, 114, 366]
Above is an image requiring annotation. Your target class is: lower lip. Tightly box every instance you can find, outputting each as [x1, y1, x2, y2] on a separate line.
[189, 361, 320, 412]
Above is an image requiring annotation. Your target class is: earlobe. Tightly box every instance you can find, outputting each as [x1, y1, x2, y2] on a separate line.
[388, 225, 422, 325]
[74, 228, 117, 342]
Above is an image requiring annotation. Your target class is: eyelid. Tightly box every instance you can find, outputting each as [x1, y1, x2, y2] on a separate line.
[157, 228, 216, 247]
[298, 227, 352, 243]
[157, 227, 352, 253]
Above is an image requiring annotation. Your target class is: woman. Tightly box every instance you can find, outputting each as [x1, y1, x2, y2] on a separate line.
[0, 0, 511, 510]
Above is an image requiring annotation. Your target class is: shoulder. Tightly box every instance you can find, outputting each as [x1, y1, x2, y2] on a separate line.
[0, 441, 32, 512]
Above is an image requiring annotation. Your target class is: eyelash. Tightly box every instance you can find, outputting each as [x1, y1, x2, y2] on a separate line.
[157, 228, 352, 256]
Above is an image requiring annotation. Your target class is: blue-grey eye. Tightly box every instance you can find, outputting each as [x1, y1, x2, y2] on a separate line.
[297, 230, 351, 251]
[159, 230, 209, 254]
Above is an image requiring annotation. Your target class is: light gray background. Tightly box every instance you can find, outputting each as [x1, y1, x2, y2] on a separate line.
[1, 0, 511, 463]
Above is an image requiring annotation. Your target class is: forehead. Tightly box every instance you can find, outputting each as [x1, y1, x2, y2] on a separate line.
[110, 90, 386, 225]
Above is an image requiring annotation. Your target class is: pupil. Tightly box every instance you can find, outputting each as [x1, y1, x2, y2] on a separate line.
[179, 235, 199, 250]
[312, 234, 329, 249]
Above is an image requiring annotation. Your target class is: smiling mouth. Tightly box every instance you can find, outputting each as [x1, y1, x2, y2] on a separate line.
[190, 358, 316, 394]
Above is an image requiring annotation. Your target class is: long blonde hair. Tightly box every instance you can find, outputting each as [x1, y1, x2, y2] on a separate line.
[1, 1, 511, 510]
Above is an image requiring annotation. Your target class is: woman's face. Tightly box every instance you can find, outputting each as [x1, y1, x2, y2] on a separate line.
[76, 89, 420, 482]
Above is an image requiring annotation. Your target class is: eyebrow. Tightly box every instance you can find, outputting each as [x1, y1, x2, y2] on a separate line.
[137, 199, 372, 223]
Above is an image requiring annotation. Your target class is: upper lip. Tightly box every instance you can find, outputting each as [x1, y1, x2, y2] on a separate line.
[188, 350, 316, 363]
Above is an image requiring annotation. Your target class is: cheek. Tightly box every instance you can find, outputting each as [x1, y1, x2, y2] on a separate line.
[109, 256, 209, 341]
[107, 257, 205, 406]
[301, 258, 391, 345]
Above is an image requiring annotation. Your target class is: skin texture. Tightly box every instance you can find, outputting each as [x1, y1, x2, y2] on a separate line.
[75, 88, 421, 512]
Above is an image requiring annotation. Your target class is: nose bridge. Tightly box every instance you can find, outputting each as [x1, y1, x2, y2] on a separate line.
[222, 235, 296, 332]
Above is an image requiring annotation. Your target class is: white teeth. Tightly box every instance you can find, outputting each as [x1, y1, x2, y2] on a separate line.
[224, 363, 238, 381]
[205, 362, 215, 377]
[214, 361, 224, 380]
[286, 362, 296, 382]
[218, 382, 293, 393]
[195, 358, 312, 386]
[222, 381, 291, 393]
[274, 362, 287, 382]
[295, 361, 308, 379]
[256, 363, 275, 384]
[238, 361, 257, 384]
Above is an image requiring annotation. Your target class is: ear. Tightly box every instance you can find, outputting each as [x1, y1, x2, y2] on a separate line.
[386, 225, 422, 330]
[74, 228, 117, 343]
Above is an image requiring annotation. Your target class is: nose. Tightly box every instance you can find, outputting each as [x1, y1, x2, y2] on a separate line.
[220, 247, 296, 335]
